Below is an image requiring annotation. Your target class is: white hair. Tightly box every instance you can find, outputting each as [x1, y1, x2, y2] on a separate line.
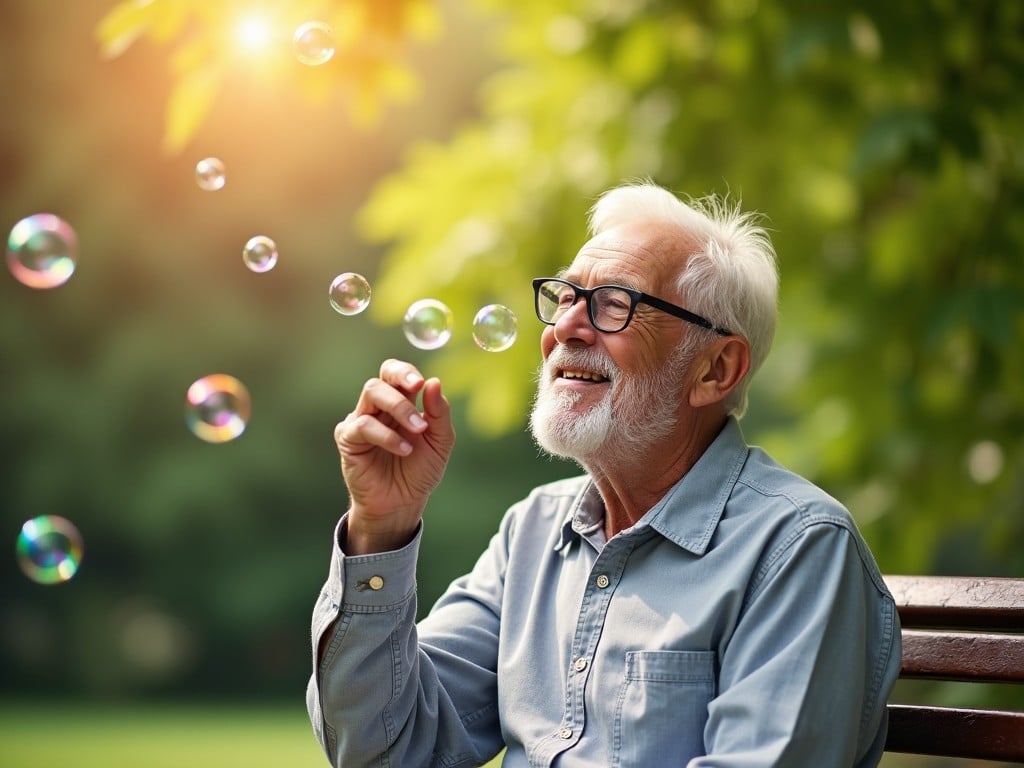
[588, 181, 779, 419]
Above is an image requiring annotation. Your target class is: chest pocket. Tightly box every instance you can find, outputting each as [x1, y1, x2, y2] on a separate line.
[612, 650, 716, 767]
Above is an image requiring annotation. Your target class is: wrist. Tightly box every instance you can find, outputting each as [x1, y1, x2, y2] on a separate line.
[341, 510, 419, 555]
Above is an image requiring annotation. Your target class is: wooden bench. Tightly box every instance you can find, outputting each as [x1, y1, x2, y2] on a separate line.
[883, 575, 1024, 763]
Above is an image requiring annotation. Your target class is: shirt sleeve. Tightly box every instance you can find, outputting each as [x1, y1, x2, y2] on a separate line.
[690, 519, 901, 768]
[306, 514, 506, 768]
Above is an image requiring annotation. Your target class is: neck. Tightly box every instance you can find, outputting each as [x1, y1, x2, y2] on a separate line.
[585, 410, 727, 539]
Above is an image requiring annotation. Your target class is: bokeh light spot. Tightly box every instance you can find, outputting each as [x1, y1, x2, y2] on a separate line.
[967, 440, 1003, 484]
[236, 15, 272, 53]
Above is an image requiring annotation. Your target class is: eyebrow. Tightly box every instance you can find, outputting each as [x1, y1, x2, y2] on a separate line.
[554, 270, 644, 292]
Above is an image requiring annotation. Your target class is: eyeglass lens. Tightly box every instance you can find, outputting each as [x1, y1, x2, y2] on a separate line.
[536, 280, 634, 332]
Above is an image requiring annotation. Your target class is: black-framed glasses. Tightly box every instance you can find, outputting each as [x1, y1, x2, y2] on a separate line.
[532, 277, 731, 335]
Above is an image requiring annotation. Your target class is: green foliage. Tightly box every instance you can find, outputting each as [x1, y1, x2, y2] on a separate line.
[360, 0, 1024, 577]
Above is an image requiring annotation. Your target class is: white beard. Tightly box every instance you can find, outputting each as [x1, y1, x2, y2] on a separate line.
[529, 343, 694, 466]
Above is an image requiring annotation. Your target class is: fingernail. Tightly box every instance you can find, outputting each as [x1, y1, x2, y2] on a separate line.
[409, 414, 427, 429]
[405, 372, 420, 385]
[398, 440, 413, 455]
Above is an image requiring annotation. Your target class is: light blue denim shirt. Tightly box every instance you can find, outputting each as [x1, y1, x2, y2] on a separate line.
[308, 418, 901, 767]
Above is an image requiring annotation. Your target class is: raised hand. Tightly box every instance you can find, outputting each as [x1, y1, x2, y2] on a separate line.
[333, 359, 456, 554]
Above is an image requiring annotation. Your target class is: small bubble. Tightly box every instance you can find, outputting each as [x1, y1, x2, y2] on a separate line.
[16, 515, 84, 585]
[329, 272, 371, 315]
[472, 304, 518, 351]
[185, 374, 251, 443]
[195, 157, 226, 191]
[403, 299, 454, 350]
[6, 213, 78, 289]
[293, 21, 335, 66]
[243, 235, 278, 273]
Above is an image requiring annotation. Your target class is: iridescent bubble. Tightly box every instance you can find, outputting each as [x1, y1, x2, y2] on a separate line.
[403, 299, 454, 350]
[195, 157, 226, 191]
[16, 515, 84, 585]
[472, 304, 518, 352]
[185, 374, 251, 443]
[6, 213, 78, 289]
[293, 21, 335, 66]
[329, 272, 371, 316]
[243, 235, 278, 273]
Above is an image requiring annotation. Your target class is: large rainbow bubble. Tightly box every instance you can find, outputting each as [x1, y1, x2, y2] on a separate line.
[6, 213, 78, 289]
[404, 299, 454, 350]
[329, 272, 371, 316]
[472, 304, 518, 352]
[184, 374, 251, 443]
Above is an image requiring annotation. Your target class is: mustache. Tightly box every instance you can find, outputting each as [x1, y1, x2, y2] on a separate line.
[543, 346, 619, 381]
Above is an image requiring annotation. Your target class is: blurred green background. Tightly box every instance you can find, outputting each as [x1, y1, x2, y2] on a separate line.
[2, 1, 1022, 767]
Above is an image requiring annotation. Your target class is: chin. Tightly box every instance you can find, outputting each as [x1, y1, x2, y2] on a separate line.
[529, 393, 613, 461]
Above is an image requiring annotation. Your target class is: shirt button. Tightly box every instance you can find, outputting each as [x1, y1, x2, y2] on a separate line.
[573, 657, 588, 672]
[596, 574, 610, 588]
[368, 575, 385, 591]
[559, 727, 573, 739]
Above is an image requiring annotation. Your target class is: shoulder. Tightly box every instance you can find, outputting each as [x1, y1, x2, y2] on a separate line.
[735, 446, 853, 528]
[725, 447, 891, 596]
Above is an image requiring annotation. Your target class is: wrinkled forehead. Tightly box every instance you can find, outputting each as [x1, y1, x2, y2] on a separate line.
[563, 222, 700, 288]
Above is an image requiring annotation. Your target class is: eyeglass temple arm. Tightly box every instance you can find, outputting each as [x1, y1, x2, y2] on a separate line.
[641, 294, 732, 336]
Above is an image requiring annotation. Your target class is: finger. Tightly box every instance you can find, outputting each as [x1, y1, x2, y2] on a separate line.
[420, 377, 450, 421]
[355, 378, 429, 434]
[336, 413, 413, 457]
[379, 359, 425, 395]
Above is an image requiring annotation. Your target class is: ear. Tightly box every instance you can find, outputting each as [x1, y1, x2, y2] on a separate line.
[689, 336, 751, 408]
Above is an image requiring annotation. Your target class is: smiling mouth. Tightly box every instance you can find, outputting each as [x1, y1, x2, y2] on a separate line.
[559, 369, 609, 383]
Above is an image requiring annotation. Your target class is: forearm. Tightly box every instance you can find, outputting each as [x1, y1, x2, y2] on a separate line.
[307, 517, 497, 768]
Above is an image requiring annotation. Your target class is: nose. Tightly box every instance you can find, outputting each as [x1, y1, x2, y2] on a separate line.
[551, 294, 596, 345]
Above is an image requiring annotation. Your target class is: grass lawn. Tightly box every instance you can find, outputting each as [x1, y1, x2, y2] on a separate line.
[0, 700, 328, 768]
[6, 702, 960, 768]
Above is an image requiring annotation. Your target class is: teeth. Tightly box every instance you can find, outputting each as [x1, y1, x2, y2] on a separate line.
[561, 370, 607, 383]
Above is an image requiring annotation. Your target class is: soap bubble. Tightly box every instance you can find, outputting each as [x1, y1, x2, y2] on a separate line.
[16, 515, 84, 585]
[329, 272, 371, 315]
[472, 304, 518, 352]
[195, 157, 226, 191]
[185, 374, 251, 443]
[6, 213, 78, 289]
[293, 21, 335, 66]
[403, 299, 454, 350]
[243, 235, 278, 273]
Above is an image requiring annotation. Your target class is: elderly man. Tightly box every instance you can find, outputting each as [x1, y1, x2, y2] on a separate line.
[306, 182, 901, 767]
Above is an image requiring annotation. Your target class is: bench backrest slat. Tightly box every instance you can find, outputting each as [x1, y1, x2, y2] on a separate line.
[901, 628, 1024, 683]
[886, 575, 1024, 630]
[886, 705, 1024, 761]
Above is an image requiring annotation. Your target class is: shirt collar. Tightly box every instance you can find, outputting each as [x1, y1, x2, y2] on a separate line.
[646, 417, 748, 555]
[555, 481, 604, 551]
[555, 417, 749, 556]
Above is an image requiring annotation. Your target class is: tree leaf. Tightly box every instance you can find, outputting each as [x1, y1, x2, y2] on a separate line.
[162, 64, 221, 154]
[95, 0, 155, 60]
